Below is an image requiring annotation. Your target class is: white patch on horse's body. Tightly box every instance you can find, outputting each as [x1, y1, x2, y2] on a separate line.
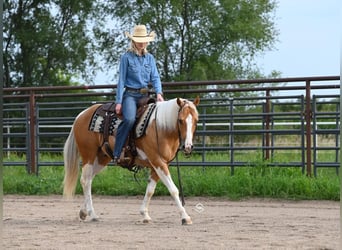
[136, 148, 148, 160]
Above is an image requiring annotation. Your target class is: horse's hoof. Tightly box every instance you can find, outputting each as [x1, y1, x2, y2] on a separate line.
[79, 209, 87, 220]
[181, 218, 192, 225]
[143, 219, 152, 224]
[90, 217, 99, 222]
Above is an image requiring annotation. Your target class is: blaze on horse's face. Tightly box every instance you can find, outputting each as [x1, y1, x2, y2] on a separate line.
[176, 97, 200, 155]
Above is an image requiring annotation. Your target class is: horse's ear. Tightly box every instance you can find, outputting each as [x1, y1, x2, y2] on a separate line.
[193, 96, 200, 106]
[177, 97, 182, 107]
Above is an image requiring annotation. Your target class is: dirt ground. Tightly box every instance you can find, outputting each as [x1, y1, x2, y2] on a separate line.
[2, 195, 340, 250]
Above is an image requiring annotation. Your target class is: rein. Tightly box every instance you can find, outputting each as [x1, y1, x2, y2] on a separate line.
[175, 150, 185, 206]
[175, 103, 187, 206]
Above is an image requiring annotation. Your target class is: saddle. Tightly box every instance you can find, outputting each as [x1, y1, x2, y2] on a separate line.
[95, 97, 156, 171]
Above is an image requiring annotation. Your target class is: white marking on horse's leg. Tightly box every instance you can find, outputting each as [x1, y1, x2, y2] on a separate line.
[140, 178, 157, 223]
[80, 158, 104, 221]
[154, 167, 192, 225]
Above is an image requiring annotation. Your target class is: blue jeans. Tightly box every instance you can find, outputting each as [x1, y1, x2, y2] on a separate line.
[113, 91, 145, 158]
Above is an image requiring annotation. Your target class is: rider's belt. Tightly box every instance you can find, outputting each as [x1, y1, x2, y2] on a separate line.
[125, 87, 149, 94]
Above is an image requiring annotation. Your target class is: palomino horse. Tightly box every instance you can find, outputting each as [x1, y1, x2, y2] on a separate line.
[63, 97, 200, 225]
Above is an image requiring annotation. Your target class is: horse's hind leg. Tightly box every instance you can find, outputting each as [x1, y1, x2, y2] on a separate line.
[80, 159, 104, 221]
[140, 170, 159, 223]
[154, 167, 192, 225]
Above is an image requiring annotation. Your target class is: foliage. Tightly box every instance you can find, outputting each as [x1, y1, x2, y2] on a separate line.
[4, 0, 281, 101]
[100, 0, 279, 82]
[3, 0, 104, 87]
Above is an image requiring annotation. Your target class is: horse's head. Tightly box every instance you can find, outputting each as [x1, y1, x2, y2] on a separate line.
[176, 96, 200, 156]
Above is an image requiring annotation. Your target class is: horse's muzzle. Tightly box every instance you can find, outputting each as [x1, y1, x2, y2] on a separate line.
[182, 145, 193, 156]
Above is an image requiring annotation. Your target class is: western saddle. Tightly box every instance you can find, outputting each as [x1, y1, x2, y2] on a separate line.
[96, 97, 156, 172]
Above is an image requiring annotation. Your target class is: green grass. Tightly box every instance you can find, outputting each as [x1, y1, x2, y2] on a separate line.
[3, 152, 339, 200]
[3, 163, 340, 200]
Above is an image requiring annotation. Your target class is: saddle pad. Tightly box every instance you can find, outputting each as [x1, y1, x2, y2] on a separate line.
[88, 112, 121, 136]
[88, 103, 156, 138]
[135, 103, 156, 138]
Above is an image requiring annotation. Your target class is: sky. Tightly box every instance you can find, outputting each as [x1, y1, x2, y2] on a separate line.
[95, 0, 340, 96]
[257, 0, 340, 78]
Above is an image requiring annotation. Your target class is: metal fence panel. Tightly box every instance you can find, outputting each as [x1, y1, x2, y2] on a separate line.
[2, 76, 340, 176]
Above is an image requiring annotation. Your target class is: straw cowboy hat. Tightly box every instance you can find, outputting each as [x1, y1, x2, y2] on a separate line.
[125, 25, 156, 43]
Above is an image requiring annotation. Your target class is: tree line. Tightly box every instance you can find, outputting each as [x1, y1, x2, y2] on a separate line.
[4, 0, 279, 89]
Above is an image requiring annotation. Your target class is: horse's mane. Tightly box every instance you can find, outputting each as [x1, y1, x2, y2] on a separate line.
[154, 98, 180, 130]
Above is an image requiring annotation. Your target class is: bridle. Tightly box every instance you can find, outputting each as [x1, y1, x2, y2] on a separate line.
[176, 100, 195, 156]
[154, 100, 195, 162]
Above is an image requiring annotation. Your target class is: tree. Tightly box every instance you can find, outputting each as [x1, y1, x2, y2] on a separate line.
[3, 0, 103, 87]
[98, 0, 279, 82]
[4, 0, 279, 90]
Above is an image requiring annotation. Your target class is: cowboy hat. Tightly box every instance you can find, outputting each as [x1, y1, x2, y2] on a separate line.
[125, 25, 156, 43]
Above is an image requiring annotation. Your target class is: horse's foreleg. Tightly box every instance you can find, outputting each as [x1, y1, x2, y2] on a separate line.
[140, 176, 158, 223]
[154, 167, 192, 225]
[80, 161, 103, 221]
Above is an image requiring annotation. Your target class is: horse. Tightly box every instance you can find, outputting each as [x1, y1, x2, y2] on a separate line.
[63, 96, 200, 225]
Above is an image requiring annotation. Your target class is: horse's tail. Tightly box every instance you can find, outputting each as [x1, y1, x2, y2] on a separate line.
[63, 126, 80, 198]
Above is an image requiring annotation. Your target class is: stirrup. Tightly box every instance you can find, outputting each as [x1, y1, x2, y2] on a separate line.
[118, 157, 131, 164]
[112, 156, 130, 165]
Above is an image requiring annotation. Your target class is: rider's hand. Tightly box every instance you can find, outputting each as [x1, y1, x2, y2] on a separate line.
[115, 103, 122, 115]
[156, 93, 164, 102]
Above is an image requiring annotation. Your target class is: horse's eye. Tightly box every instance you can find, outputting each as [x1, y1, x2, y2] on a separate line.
[178, 119, 183, 124]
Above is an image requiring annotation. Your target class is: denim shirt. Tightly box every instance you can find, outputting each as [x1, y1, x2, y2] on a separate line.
[115, 51, 162, 104]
